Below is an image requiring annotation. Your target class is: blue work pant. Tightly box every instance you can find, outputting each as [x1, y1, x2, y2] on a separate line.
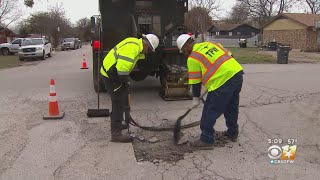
[200, 72, 243, 144]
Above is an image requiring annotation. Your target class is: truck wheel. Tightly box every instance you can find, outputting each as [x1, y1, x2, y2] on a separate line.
[1, 48, 10, 55]
[41, 51, 46, 60]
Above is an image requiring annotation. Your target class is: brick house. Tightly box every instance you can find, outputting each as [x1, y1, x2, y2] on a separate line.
[262, 13, 320, 52]
[208, 23, 260, 39]
[0, 27, 18, 44]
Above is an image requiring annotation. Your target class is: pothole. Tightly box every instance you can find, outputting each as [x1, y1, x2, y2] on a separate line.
[132, 130, 233, 163]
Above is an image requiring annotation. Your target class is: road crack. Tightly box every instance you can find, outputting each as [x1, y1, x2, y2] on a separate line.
[53, 138, 93, 179]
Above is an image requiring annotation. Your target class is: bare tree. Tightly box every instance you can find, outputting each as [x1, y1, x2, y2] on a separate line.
[24, 0, 34, 7]
[27, 12, 51, 36]
[237, 0, 294, 26]
[224, 2, 250, 24]
[24, 0, 52, 8]
[21, 3, 73, 47]
[297, 0, 320, 14]
[185, 6, 212, 42]
[189, 0, 222, 17]
[75, 18, 91, 41]
[47, 4, 72, 47]
[0, 0, 22, 28]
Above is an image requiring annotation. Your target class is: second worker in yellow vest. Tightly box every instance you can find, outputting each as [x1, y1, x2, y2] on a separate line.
[100, 34, 159, 143]
[176, 34, 244, 149]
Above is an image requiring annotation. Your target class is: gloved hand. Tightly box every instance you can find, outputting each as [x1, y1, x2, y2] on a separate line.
[192, 97, 200, 108]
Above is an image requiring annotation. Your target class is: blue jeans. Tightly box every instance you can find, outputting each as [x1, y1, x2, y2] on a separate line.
[200, 71, 243, 144]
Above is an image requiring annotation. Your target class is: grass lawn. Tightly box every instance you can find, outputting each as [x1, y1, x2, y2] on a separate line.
[0, 55, 21, 69]
[228, 47, 276, 64]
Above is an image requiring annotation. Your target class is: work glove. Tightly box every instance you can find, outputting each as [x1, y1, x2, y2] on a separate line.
[192, 97, 200, 108]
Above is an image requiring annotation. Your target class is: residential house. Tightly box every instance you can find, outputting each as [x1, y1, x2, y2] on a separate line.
[262, 13, 320, 51]
[0, 27, 18, 44]
[207, 23, 260, 39]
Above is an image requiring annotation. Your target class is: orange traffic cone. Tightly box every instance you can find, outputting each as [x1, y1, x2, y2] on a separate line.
[81, 54, 89, 69]
[43, 79, 65, 120]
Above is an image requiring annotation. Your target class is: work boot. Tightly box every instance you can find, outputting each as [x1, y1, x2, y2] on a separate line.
[190, 139, 214, 150]
[111, 131, 134, 143]
[111, 124, 133, 143]
[222, 131, 238, 142]
[121, 123, 129, 130]
[111, 134, 133, 143]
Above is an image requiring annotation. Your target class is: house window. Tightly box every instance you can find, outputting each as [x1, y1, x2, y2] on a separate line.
[237, 32, 241, 35]
[216, 32, 220, 35]
[229, 32, 233, 36]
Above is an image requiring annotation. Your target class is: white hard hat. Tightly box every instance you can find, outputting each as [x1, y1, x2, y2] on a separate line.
[143, 34, 159, 52]
[177, 34, 192, 53]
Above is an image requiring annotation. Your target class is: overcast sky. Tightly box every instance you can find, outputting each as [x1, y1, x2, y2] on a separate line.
[21, 0, 237, 24]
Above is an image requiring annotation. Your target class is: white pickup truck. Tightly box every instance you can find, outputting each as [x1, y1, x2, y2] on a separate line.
[18, 38, 52, 61]
[0, 38, 24, 55]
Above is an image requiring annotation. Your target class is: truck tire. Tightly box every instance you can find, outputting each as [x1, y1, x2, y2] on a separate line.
[1, 48, 10, 55]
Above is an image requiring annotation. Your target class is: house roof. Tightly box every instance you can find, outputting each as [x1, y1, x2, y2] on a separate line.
[0, 27, 18, 37]
[262, 13, 320, 28]
[215, 24, 242, 31]
[209, 23, 258, 31]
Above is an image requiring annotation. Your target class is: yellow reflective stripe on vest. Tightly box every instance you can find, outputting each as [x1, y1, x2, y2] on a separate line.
[118, 55, 135, 63]
[203, 52, 233, 84]
[113, 41, 139, 63]
[189, 51, 211, 68]
[101, 41, 140, 76]
[188, 71, 202, 80]
[189, 43, 233, 85]
[117, 71, 130, 75]
[113, 47, 117, 60]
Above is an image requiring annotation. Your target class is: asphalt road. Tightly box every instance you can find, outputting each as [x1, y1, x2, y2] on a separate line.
[0, 45, 319, 180]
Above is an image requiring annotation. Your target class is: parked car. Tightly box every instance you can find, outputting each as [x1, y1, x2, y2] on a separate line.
[0, 38, 25, 55]
[61, 37, 80, 50]
[18, 38, 52, 61]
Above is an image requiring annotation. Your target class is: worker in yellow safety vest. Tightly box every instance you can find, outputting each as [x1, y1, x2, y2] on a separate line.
[100, 34, 159, 143]
[176, 34, 244, 149]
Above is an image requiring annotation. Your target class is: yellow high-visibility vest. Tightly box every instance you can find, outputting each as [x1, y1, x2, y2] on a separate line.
[100, 37, 145, 77]
[187, 42, 243, 92]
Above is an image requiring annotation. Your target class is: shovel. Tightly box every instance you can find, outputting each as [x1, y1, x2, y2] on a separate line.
[173, 90, 208, 144]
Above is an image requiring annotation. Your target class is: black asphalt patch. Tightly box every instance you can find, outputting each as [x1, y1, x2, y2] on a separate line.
[132, 131, 233, 163]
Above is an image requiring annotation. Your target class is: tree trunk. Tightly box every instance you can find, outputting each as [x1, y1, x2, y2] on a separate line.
[201, 33, 205, 42]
